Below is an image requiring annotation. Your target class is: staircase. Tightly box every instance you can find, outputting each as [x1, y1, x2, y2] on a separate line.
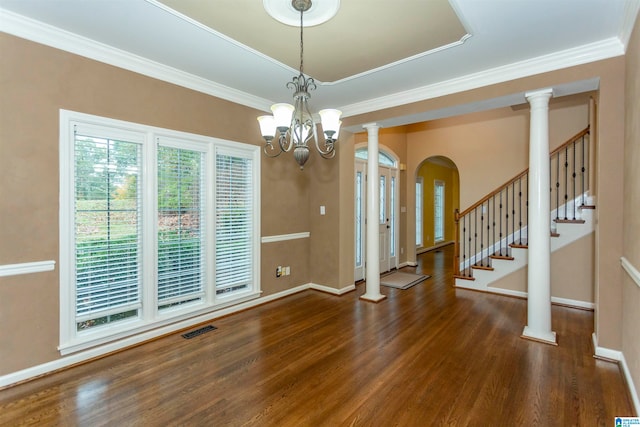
[453, 127, 594, 294]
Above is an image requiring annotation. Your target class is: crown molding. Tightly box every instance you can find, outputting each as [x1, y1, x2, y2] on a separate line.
[620, 0, 640, 49]
[1, 7, 629, 119]
[0, 8, 273, 112]
[339, 37, 625, 118]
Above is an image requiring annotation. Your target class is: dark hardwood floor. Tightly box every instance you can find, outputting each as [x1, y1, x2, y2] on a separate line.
[0, 245, 634, 426]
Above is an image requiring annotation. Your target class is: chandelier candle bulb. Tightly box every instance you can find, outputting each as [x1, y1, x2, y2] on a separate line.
[271, 103, 295, 130]
[257, 115, 276, 140]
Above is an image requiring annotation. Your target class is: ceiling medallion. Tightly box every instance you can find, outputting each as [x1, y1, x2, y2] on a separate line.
[263, 0, 340, 27]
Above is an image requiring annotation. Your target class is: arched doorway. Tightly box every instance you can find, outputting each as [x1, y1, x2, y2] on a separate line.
[415, 156, 460, 254]
[354, 145, 400, 281]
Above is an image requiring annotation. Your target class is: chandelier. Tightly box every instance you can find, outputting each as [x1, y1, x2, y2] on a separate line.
[257, 0, 342, 170]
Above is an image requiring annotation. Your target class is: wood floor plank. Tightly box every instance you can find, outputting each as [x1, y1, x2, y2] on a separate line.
[0, 245, 635, 426]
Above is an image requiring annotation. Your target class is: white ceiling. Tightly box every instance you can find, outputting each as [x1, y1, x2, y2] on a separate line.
[0, 0, 638, 129]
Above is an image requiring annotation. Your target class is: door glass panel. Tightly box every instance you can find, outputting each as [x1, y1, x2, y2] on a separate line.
[390, 176, 396, 257]
[355, 171, 363, 267]
[379, 175, 386, 225]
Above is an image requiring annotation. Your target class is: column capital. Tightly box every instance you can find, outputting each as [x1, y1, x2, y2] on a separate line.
[362, 122, 382, 131]
[525, 88, 554, 102]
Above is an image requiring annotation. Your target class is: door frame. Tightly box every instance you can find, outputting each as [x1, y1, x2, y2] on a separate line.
[354, 145, 400, 281]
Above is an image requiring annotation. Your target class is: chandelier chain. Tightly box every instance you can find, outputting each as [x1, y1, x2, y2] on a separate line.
[299, 5, 304, 75]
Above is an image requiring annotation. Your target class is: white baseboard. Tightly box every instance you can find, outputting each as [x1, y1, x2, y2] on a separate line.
[592, 333, 622, 361]
[620, 352, 640, 416]
[0, 284, 310, 389]
[478, 286, 594, 310]
[309, 283, 356, 295]
[417, 241, 454, 255]
[592, 333, 640, 415]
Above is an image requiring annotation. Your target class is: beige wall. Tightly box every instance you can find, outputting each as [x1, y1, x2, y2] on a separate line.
[623, 15, 640, 408]
[0, 34, 316, 374]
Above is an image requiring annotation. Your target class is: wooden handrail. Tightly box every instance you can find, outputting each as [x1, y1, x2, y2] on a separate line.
[458, 126, 589, 217]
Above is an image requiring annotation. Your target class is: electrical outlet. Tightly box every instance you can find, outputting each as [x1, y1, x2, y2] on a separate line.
[276, 266, 282, 277]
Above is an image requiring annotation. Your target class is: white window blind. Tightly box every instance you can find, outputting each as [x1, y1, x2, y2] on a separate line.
[73, 127, 142, 330]
[215, 149, 253, 296]
[157, 145, 206, 310]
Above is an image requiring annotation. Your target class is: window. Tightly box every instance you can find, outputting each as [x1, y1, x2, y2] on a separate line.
[215, 147, 255, 297]
[60, 111, 260, 354]
[434, 180, 445, 243]
[157, 143, 206, 311]
[390, 176, 396, 257]
[355, 148, 396, 167]
[416, 178, 423, 247]
[355, 171, 363, 268]
[379, 175, 386, 225]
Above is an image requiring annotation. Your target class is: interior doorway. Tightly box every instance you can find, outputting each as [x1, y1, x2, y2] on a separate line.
[415, 156, 460, 254]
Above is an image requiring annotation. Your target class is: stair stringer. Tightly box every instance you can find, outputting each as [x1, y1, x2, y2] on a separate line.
[455, 196, 595, 294]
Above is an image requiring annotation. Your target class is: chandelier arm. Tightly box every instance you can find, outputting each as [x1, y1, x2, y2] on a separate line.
[314, 136, 336, 157]
[319, 149, 336, 159]
[263, 141, 284, 158]
[278, 132, 294, 152]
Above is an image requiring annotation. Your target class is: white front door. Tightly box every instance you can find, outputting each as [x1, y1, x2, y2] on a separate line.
[354, 158, 398, 280]
[354, 161, 366, 281]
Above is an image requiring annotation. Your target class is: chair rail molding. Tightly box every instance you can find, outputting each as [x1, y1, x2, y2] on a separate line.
[0, 260, 56, 277]
[621, 256, 640, 289]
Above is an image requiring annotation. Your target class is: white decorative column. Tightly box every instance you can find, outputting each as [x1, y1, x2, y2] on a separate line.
[361, 123, 386, 303]
[522, 88, 556, 344]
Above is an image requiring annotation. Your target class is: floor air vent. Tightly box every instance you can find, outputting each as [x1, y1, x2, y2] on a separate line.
[182, 325, 217, 339]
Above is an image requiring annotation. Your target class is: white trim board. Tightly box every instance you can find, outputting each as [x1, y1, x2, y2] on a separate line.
[0, 260, 56, 277]
[592, 333, 640, 415]
[621, 257, 640, 289]
[261, 232, 310, 243]
[454, 284, 595, 310]
[309, 283, 356, 296]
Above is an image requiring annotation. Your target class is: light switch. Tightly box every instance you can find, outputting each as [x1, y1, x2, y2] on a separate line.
[320, 205, 326, 215]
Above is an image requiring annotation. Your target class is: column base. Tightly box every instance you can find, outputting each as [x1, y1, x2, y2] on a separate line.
[360, 293, 387, 303]
[521, 326, 558, 345]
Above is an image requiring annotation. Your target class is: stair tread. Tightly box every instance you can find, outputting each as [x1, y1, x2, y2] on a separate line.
[472, 258, 494, 271]
[554, 218, 586, 224]
[455, 267, 475, 280]
[510, 239, 528, 249]
[490, 254, 515, 261]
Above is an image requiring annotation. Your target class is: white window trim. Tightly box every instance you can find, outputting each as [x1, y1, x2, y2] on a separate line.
[59, 110, 260, 355]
